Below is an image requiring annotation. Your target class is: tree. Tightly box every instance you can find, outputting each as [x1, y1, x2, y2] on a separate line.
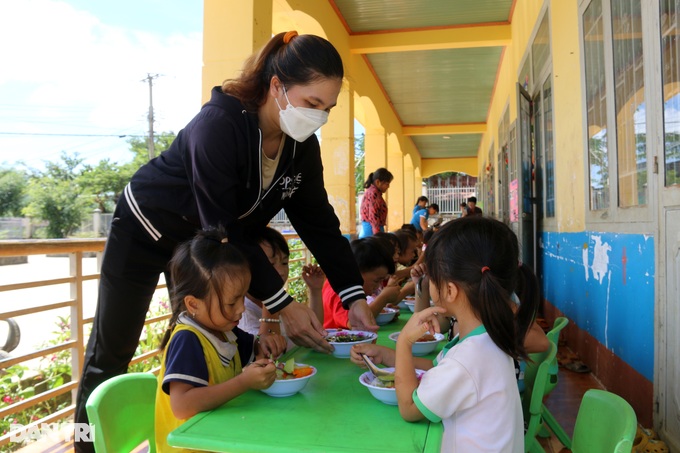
[0, 167, 27, 217]
[23, 153, 90, 238]
[126, 132, 176, 170]
[355, 133, 365, 195]
[79, 159, 133, 213]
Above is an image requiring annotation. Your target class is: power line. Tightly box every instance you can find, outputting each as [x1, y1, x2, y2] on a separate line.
[0, 132, 143, 138]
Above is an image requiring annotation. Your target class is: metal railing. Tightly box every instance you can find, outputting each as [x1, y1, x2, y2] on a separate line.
[0, 233, 308, 450]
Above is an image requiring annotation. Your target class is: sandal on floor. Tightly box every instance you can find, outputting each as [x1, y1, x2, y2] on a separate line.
[634, 427, 648, 451]
[638, 423, 658, 440]
[638, 438, 669, 453]
[564, 360, 590, 373]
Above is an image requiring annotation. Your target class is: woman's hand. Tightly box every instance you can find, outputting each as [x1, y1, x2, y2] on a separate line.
[256, 331, 288, 359]
[348, 299, 379, 332]
[241, 358, 277, 390]
[399, 306, 447, 344]
[350, 343, 395, 368]
[279, 302, 333, 353]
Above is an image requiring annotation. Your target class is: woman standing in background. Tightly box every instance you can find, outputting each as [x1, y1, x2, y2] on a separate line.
[359, 168, 393, 238]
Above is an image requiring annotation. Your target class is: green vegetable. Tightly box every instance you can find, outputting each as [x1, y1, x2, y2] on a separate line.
[283, 358, 295, 374]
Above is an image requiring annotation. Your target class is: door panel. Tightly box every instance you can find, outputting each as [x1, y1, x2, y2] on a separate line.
[517, 84, 535, 270]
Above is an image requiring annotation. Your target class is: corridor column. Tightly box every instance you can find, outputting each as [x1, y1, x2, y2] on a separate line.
[321, 84, 356, 234]
[202, 0, 272, 102]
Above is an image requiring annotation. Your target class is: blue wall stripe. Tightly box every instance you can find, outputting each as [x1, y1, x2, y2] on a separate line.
[540, 231, 654, 381]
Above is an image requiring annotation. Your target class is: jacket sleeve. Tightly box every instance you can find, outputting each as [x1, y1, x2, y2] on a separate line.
[364, 187, 381, 233]
[284, 142, 366, 309]
[184, 112, 294, 313]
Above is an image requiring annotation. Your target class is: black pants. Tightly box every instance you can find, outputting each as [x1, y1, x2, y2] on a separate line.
[74, 198, 176, 453]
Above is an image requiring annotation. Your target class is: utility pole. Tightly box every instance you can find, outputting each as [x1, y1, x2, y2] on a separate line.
[143, 73, 160, 160]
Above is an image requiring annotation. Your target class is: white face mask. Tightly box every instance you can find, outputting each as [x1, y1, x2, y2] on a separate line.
[275, 86, 329, 142]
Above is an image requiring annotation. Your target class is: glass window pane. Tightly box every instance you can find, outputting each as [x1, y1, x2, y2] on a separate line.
[543, 77, 555, 217]
[583, 0, 610, 210]
[661, 0, 680, 186]
[532, 14, 550, 82]
[534, 91, 543, 220]
[612, 0, 647, 207]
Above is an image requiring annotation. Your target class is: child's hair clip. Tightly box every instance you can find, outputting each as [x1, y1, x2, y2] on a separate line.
[221, 237, 229, 244]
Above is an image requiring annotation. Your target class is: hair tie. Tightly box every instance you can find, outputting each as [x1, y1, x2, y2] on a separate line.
[481, 266, 490, 274]
[283, 30, 298, 44]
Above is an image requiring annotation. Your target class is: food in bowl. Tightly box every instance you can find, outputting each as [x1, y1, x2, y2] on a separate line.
[398, 296, 416, 310]
[388, 332, 445, 356]
[325, 330, 377, 358]
[375, 307, 398, 325]
[359, 369, 425, 405]
[261, 360, 316, 397]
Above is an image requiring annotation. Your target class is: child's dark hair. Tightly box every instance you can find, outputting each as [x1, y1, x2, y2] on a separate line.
[256, 227, 290, 258]
[416, 196, 429, 204]
[160, 228, 250, 349]
[424, 216, 538, 361]
[393, 229, 416, 257]
[374, 232, 398, 257]
[423, 228, 436, 245]
[222, 31, 344, 111]
[363, 168, 394, 189]
[350, 237, 396, 275]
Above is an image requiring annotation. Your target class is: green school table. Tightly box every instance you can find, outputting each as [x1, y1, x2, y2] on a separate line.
[167, 309, 444, 452]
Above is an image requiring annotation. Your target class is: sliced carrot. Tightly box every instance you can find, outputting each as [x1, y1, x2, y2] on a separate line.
[293, 367, 313, 378]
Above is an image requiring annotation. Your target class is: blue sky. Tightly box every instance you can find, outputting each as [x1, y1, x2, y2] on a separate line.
[0, 0, 204, 170]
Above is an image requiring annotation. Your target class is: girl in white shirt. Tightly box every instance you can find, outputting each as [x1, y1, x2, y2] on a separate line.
[351, 217, 539, 452]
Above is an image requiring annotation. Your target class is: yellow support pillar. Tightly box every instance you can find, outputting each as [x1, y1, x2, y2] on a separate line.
[202, 0, 272, 103]
[387, 135, 404, 232]
[364, 126, 387, 174]
[321, 84, 356, 234]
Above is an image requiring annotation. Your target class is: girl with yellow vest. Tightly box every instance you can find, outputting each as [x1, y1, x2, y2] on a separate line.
[155, 228, 287, 452]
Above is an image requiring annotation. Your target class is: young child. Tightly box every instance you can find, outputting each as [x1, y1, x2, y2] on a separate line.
[155, 228, 278, 452]
[351, 217, 538, 452]
[239, 227, 325, 352]
[322, 236, 395, 329]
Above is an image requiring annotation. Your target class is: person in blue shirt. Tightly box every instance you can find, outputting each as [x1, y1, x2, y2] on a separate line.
[412, 196, 428, 215]
[410, 203, 439, 232]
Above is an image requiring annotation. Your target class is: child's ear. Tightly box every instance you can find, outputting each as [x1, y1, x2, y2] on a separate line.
[443, 281, 460, 304]
[184, 295, 200, 314]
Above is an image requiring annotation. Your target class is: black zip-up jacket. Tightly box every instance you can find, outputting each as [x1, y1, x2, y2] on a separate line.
[125, 87, 365, 313]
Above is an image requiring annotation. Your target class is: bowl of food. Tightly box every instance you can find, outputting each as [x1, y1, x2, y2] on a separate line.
[405, 300, 416, 312]
[359, 368, 426, 405]
[326, 330, 378, 358]
[261, 360, 316, 397]
[375, 307, 398, 325]
[388, 332, 445, 356]
[398, 296, 416, 310]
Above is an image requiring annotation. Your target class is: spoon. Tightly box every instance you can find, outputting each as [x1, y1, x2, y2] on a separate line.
[360, 353, 395, 382]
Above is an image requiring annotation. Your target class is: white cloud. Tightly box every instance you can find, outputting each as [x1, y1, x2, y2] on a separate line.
[0, 0, 202, 168]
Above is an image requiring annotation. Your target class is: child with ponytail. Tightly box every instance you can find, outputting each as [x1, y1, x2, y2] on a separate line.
[155, 228, 282, 452]
[351, 217, 538, 452]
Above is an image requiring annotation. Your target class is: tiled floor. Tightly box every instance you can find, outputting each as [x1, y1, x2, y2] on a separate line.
[536, 347, 605, 453]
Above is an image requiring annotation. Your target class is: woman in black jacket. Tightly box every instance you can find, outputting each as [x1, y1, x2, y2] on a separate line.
[74, 31, 376, 451]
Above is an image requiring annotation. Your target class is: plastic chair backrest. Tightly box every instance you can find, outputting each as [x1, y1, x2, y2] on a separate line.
[522, 342, 557, 451]
[544, 317, 568, 395]
[571, 389, 637, 453]
[85, 372, 157, 453]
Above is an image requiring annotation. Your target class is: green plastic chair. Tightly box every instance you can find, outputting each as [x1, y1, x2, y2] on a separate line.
[85, 372, 157, 453]
[571, 389, 637, 452]
[536, 317, 571, 446]
[523, 342, 557, 453]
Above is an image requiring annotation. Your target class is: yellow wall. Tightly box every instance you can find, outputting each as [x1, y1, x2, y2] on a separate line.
[480, 0, 585, 232]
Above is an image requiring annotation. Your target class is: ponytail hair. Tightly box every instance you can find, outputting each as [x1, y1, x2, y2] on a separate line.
[222, 31, 344, 111]
[425, 216, 537, 361]
[363, 167, 394, 189]
[160, 227, 250, 350]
